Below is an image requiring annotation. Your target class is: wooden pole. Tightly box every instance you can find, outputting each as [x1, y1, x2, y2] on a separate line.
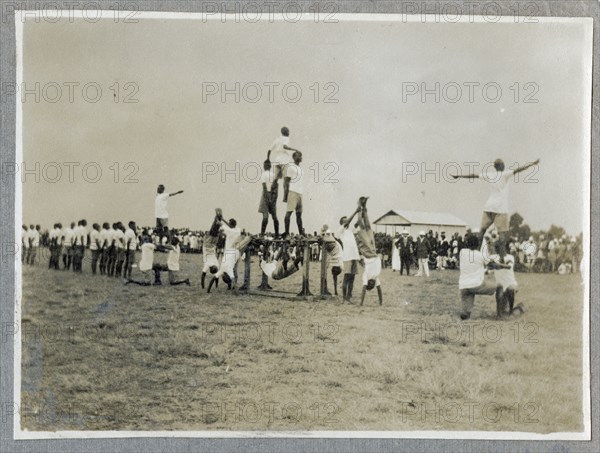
[298, 240, 312, 297]
[320, 241, 328, 298]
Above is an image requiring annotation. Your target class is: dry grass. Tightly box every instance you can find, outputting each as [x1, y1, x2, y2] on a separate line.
[20, 253, 584, 433]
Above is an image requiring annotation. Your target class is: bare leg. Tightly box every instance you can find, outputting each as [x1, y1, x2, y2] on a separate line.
[284, 212, 292, 236]
[333, 273, 338, 296]
[207, 276, 218, 293]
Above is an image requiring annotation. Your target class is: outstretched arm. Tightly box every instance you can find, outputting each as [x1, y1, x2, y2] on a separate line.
[169, 190, 184, 197]
[283, 144, 299, 152]
[342, 207, 361, 229]
[487, 261, 511, 270]
[512, 159, 540, 175]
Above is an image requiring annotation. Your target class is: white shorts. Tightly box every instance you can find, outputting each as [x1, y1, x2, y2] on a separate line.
[362, 256, 382, 286]
[202, 254, 219, 273]
[216, 249, 240, 278]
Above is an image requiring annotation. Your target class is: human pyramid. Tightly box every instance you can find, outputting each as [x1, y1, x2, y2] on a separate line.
[123, 126, 385, 305]
[31, 126, 541, 317]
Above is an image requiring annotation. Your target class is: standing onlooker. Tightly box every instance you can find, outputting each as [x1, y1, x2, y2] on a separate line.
[89, 223, 102, 275]
[72, 219, 88, 272]
[537, 235, 548, 273]
[21, 225, 29, 264]
[48, 223, 63, 270]
[415, 231, 430, 277]
[547, 238, 559, 273]
[98, 223, 111, 275]
[398, 233, 413, 276]
[337, 213, 361, 303]
[513, 238, 522, 266]
[26, 224, 40, 265]
[521, 236, 537, 273]
[437, 233, 449, 270]
[106, 223, 118, 276]
[113, 222, 126, 277]
[123, 221, 138, 279]
[391, 233, 401, 272]
[62, 222, 75, 270]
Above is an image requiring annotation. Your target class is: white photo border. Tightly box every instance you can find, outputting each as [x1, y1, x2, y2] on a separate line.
[2, 1, 598, 451]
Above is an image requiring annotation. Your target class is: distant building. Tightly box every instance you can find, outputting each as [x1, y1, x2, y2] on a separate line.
[373, 210, 468, 237]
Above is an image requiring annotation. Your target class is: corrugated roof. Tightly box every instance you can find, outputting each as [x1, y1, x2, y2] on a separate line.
[374, 210, 467, 226]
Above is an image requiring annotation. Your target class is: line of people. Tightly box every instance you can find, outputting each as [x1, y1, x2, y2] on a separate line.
[44, 220, 139, 278]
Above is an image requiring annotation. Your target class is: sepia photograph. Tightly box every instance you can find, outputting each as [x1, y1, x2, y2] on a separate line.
[4, 1, 594, 445]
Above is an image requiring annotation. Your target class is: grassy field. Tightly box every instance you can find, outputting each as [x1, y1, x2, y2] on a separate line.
[19, 251, 585, 433]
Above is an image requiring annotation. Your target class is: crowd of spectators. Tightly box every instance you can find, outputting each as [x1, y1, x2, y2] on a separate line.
[24, 222, 583, 276]
[374, 230, 582, 274]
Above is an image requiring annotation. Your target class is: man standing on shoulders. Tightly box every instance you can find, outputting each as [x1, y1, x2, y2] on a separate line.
[268, 126, 300, 201]
[452, 158, 540, 259]
[155, 184, 184, 239]
[258, 158, 280, 237]
[283, 151, 305, 237]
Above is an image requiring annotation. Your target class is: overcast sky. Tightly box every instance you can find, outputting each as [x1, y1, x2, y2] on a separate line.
[21, 15, 592, 235]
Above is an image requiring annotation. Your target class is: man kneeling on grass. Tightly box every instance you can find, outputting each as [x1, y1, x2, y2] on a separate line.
[126, 235, 190, 286]
[459, 234, 511, 320]
[491, 242, 525, 318]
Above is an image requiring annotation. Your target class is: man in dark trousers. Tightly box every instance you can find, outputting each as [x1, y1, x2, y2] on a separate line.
[398, 232, 413, 276]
